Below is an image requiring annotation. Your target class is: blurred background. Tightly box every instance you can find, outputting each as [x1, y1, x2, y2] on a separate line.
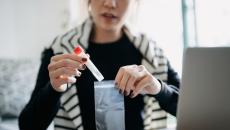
[0, 0, 230, 129]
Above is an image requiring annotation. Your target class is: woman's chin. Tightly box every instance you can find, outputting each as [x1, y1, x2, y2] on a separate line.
[100, 23, 121, 32]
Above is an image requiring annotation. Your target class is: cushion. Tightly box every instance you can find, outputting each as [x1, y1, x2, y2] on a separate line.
[0, 59, 40, 117]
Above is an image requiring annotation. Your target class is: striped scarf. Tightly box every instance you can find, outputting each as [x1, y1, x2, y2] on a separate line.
[51, 18, 168, 130]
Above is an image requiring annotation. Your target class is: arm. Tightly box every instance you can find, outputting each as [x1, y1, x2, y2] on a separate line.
[154, 61, 180, 116]
[19, 48, 62, 130]
[114, 61, 180, 116]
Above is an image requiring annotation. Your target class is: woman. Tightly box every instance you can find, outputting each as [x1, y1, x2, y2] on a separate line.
[19, 0, 180, 130]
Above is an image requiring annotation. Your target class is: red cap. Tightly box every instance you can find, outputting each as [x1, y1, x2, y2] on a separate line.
[74, 46, 83, 55]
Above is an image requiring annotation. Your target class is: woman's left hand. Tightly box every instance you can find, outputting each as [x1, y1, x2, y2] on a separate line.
[115, 65, 161, 98]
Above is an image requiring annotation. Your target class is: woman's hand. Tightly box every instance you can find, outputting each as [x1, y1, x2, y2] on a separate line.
[115, 65, 161, 98]
[48, 53, 88, 92]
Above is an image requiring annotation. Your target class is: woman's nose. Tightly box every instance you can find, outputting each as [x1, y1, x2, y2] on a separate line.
[103, 0, 117, 9]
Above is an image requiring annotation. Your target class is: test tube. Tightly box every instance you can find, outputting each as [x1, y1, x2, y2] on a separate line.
[74, 45, 104, 81]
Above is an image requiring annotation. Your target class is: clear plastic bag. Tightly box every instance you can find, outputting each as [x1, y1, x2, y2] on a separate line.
[94, 80, 125, 130]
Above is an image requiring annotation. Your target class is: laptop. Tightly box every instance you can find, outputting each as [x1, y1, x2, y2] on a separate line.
[176, 47, 230, 130]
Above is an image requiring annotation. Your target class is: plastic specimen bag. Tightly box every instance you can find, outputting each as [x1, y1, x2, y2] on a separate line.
[94, 80, 125, 130]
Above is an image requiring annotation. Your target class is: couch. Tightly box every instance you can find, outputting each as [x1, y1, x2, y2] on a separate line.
[0, 58, 40, 130]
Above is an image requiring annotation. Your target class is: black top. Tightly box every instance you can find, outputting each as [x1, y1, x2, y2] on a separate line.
[19, 34, 180, 130]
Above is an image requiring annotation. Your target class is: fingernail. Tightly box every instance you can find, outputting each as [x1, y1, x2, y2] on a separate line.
[76, 71, 81, 77]
[81, 64, 86, 70]
[130, 90, 133, 93]
[82, 58, 87, 62]
[119, 89, 122, 94]
[130, 92, 135, 98]
[115, 82, 118, 87]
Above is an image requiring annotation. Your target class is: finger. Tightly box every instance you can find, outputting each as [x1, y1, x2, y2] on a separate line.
[119, 72, 130, 95]
[59, 76, 77, 83]
[78, 64, 87, 70]
[51, 54, 87, 63]
[115, 67, 125, 87]
[48, 59, 83, 72]
[75, 69, 82, 77]
[86, 53, 90, 58]
[131, 76, 149, 98]
[135, 65, 147, 77]
[125, 65, 146, 95]
[137, 65, 145, 72]
[125, 75, 137, 96]
[50, 67, 76, 79]
[56, 76, 76, 86]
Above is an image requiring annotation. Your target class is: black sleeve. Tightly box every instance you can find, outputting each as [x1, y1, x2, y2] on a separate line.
[153, 61, 180, 116]
[19, 48, 62, 130]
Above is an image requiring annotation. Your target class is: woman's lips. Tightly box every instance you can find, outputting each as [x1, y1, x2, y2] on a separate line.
[101, 13, 118, 21]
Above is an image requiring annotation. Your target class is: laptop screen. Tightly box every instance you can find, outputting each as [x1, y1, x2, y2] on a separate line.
[177, 47, 230, 130]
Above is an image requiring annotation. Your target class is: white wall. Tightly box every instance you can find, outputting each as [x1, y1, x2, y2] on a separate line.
[0, 0, 69, 59]
[136, 0, 183, 75]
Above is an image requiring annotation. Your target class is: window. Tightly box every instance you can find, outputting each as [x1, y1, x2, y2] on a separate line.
[183, 0, 230, 47]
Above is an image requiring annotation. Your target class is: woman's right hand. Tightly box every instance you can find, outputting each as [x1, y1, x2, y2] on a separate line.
[48, 53, 88, 92]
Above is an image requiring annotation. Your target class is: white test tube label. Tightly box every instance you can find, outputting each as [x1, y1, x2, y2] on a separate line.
[74, 46, 104, 81]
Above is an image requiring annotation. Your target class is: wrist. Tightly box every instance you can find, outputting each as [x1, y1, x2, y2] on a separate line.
[144, 74, 162, 95]
[154, 79, 162, 95]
